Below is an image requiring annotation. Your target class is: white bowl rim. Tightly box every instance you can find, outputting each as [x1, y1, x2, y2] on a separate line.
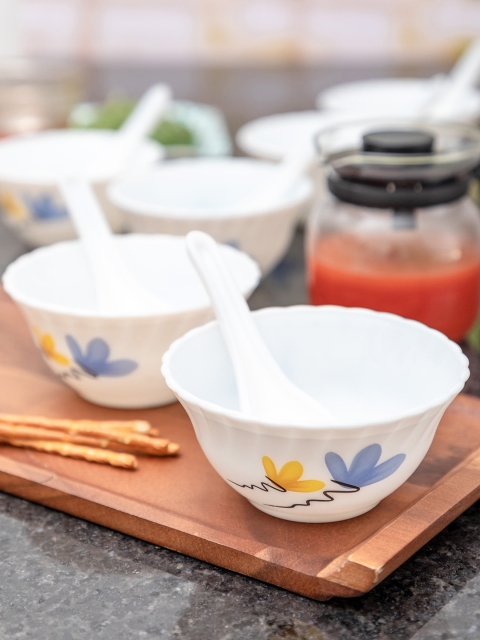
[236, 110, 329, 160]
[0, 128, 164, 184]
[2, 233, 261, 320]
[107, 157, 314, 219]
[161, 305, 470, 430]
[317, 77, 480, 112]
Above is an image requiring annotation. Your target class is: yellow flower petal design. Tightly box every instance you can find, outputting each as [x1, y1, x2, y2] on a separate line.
[262, 456, 277, 480]
[286, 479, 325, 492]
[277, 460, 303, 483]
[262, 456, 324, 493]
[33, 326, 70, 366]
[0, 191, 28, 221]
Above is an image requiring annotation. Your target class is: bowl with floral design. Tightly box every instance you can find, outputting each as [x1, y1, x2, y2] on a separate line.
[162, 306, 469, 522]
[3, 234, 260, 409]
[0, 129, 163, 248]
[107, 158, 313, 276]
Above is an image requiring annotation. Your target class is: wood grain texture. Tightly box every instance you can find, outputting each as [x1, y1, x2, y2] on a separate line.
[0, 287, 480, 600]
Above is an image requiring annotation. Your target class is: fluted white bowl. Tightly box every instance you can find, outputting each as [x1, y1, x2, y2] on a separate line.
[0, 129, 163, 247]
[3, 234, 260, 408]
[107, 158, 313, 275]
[162, 306, 469, 523]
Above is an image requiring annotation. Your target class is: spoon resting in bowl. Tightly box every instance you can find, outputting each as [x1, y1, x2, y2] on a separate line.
[419, 38, 480, 120]
[60, 178, 171, 316]
[235, 137, 315, 212]
[186, 230, 335, 425]
[91, 83, 172, 177]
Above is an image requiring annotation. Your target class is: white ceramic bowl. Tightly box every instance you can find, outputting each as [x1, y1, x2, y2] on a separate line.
[0, 129, 163, 247]
[236, 111, 329, 161]
[317, 77, 480, 122]
[107, 158, 313, 275]
[162, 306, 469, 523]
[3, 234, 260, 409]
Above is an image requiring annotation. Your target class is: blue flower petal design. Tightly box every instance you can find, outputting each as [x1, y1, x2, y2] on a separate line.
[325, 444, 406, 488]
[65, 335, 138, 378]
[26, 194, 68, 221]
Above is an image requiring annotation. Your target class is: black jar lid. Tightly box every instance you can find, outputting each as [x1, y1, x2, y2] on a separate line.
[362, 129, 435, 154]
[327, 171, 469, 209]
[316, 119, 480, 208]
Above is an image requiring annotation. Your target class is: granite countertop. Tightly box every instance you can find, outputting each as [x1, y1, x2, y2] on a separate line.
[1, 65, 480, 640]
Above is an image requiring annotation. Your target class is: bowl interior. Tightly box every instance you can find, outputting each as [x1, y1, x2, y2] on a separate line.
[166, 307, 468, 425]
[0, 130, 161, 183]
[4, 235, 260, 315]
[108, 158, 312, 218]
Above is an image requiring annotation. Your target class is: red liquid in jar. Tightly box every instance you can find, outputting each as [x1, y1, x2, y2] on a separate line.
[308, 231, 480, 341]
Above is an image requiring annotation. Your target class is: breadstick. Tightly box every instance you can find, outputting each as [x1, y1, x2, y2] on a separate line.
[167, 442, 180, 455]
[2, 439, 138, 469]
[0, 422, 169, 452]
[0, 413, 151, 434]
[113, 440, 180, 457]
[0, 423, 178, 456]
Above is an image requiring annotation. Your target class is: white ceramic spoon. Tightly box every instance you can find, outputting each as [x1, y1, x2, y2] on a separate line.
[91, 83, 172, 177]
[235, 136, 316, 211]
[60, 178, 170, 316]
[419, 38, 480, 119]
[186, 230, 335, 425]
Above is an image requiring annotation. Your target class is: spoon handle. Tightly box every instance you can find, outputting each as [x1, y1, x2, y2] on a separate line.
[92, 84, 171, 177]
[186, 231, 262, 412]
[237, 138, 315, 211]
[186, 231, 334, 423]
[118, 84, 171, 143]
[59, 178, 168, 315]
[422, 38, 480, 119]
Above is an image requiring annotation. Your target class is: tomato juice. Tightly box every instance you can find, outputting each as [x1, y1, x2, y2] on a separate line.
[308, 231, 480, 341]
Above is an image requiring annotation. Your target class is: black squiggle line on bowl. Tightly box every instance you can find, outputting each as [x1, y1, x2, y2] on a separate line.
[265, 480, 360, 508]
[228, 476, 287, 493]
[58, 366, 95, 382]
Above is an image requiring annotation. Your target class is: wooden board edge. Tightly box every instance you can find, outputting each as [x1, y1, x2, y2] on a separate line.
[0, 469, 363, 601]
[317, 454, 480, 593]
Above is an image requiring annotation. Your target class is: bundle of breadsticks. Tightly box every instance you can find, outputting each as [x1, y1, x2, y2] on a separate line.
[0, 413, 180, 470]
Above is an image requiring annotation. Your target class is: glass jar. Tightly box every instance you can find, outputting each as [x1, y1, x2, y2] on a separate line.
[306, 121, 480, 341]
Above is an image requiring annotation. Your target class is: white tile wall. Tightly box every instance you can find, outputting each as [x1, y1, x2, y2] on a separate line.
[11, 0, 480, 64]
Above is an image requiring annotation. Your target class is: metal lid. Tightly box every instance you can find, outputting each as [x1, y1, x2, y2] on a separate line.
[316, 119, 480, 208]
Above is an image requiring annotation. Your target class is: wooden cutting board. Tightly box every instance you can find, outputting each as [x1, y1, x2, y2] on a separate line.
[1, 288, 480, 600]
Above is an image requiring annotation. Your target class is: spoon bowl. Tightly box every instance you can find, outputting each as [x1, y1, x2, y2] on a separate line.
[186, 231, 334, 424]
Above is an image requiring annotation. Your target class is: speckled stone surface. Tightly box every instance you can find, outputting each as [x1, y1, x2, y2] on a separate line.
[0, 228, 480, 640]
[1, 492, 480, 639]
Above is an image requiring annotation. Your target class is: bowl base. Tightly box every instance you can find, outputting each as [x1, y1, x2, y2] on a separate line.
[77, 392, 177, 410]
[250, 500, 380, 523]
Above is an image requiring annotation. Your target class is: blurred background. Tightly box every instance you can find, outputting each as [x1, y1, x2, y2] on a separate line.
[3, 0, 480, 345]
[2, 0, 479, 66]
[1, 0, 479, 134]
